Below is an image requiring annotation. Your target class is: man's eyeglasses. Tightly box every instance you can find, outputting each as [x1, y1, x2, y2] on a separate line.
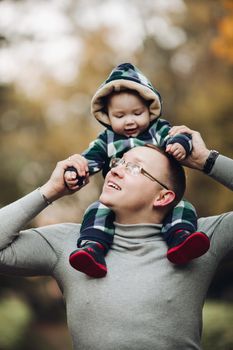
[109, 157, 169, 190]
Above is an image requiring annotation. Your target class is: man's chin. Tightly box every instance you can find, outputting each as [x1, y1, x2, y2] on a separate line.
[99, 193, 112, 207]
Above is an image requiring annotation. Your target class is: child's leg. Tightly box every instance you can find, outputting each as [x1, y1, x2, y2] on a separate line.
[69, 200, 115, 278]
[77, 200, 115, 249]
[162, 199, 210, 264]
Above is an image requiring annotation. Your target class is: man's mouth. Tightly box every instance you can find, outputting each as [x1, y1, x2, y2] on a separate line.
[107, 181, 121, 191]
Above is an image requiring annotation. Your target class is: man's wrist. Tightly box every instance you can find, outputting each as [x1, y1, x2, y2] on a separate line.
[188, 149, 210, 171]
[39, 183, 64, 204]
[38, 187, 53, 205]
[203, 150, 220, 174]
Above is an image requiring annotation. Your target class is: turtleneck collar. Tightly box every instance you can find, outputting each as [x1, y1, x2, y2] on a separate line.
[111, 222, 163, 253]
[112, 221, 162, 247]
[114, 222, 162, 238]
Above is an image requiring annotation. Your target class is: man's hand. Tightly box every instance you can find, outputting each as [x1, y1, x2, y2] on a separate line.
[169, 126, 210, 170]
[40, 155, 89, 203]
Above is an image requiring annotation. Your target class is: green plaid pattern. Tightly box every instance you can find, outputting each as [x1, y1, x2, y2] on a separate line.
[104, 63, 161, 97]
[79, 119, 195, 245]
[78, 201, 115, 248]
[162, 199, 197, 238]
[82, 118, 192, 175]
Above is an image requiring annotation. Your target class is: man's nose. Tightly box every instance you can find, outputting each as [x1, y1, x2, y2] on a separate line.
[110, 164, 125, 178]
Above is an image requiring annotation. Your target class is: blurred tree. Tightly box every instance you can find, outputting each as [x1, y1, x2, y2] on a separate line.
[211, 0, 233, 65]
[0, 296, 32, 350]
[202, 301, 233, 350]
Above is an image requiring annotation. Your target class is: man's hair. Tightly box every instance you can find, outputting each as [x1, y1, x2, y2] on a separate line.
[145, 144, 186, 208]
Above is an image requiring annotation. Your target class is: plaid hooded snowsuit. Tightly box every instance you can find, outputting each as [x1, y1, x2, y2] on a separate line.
[77, 63, 197, 249]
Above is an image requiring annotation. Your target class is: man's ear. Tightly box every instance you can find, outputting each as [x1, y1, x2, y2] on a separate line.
[153, 189, 176, 208]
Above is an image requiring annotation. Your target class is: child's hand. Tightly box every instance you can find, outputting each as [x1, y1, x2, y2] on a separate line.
[166, 143, 186, 161]
[168, 125, 210, 170]
[64, 154, 89, 191]
[64, 169, 79, 189]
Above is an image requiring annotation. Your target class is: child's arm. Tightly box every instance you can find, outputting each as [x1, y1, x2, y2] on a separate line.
[153, 119, 192, 161]
[81, 130, 108, 173]
[64, 131, 108, 190]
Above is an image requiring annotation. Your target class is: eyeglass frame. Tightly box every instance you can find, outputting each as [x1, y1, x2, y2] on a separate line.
[109, 157, 170, 190]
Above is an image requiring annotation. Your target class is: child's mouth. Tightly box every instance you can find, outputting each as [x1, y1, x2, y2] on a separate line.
[125, 128, 138, 136]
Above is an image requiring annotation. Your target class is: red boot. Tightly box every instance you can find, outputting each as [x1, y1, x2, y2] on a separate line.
[69, 242, 107, 278]
[167, 230, 210, 264]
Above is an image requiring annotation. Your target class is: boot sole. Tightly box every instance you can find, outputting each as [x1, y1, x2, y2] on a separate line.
[69, 250, 107, 278]
[167, 232, 210, 264]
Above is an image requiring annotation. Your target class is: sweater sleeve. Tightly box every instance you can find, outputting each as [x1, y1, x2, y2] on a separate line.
[198, 212, 233, 261]
[208, 154, 233, 190]
[165, 133, 192, 155]
[197, 154, 233, 260]
[82, 130, 108, 175]
[0, 190, 58, 276]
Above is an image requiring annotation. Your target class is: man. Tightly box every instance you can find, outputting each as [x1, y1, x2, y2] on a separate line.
[99, 144, 185, 225]
[0, 126, 232, 350]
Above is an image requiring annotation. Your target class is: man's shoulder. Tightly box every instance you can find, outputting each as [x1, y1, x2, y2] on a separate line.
[35, 222, 81, 244]
[36, 222, 80, 232]
[198, 212, 233, 238]
[198, 212, 233, 259]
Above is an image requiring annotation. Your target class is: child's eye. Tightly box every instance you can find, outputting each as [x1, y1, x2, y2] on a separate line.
[114, 114, 124, 118]
[134, 111, 142, 116]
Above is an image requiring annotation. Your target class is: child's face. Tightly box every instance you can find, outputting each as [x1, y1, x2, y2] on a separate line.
[107, 91, 150, 137]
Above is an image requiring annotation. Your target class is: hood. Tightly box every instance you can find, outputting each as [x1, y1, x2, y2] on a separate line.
[91, 63, 162, 127]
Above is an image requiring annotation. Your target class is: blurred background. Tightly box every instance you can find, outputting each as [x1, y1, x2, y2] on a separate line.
[0, 0, 232, 349]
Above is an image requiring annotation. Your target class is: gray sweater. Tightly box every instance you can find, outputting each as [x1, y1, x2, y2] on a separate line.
[0, 155, 232, 350]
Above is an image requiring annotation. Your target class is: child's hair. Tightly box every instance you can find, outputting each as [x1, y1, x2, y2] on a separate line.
[101, 88, 152, 116]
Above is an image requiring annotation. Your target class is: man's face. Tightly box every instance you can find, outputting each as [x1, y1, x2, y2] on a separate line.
[107, 92, 150, 137]
[99, 146, 170, 223]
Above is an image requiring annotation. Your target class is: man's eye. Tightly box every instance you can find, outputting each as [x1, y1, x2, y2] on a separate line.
[131, 166, 140, 175]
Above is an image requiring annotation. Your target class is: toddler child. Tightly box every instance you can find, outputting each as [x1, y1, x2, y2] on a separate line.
[65, 63, 210, 278]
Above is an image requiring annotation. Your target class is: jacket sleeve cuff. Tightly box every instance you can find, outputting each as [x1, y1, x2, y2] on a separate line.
[165, 133, 192, 155]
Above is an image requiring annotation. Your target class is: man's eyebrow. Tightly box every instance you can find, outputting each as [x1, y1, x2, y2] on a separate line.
[125, 155, 144, 164]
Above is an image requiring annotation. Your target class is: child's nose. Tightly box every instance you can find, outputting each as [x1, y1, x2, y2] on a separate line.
[125, 115, 135, 125]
